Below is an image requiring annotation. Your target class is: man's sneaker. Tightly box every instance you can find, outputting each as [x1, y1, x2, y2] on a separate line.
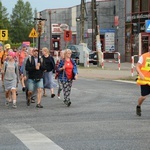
[136, 105, 141, 116]
[12, 103, 17, 109]
[5, 101, 10, 106]
[51, 94, 55, 98]
[31, 97, 35, 103]
[36, 104, 43, 108]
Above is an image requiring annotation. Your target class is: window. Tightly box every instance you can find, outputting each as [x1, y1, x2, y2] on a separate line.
[132, 0, 139, 13]
[140, 0, 148, 11]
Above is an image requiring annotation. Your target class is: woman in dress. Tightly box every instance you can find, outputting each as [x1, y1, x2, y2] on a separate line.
[3, 51, 20, 108]
[42, 47, 57, 98]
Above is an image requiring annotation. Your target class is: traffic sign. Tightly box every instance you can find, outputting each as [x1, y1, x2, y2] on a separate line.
[64, 30, 72, 42]
[145, 20, 150, 33]
[0, 30, 8, 41]
[29, 28, 38, 38]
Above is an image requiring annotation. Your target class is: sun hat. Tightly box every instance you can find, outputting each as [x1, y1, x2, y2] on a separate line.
[8, 51, 16, 58]
[5, 44, 11, 49]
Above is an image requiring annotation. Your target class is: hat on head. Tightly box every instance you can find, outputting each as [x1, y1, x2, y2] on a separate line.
[8, 51, 16, 58]
[22, 43, 27, 48]
[33, 48, 38, 51]
[5, 44, 11, 49]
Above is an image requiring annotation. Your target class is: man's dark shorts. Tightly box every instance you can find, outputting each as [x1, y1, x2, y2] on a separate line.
[141, 84, 150, 96]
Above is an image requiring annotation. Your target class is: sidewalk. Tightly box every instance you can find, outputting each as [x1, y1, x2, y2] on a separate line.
[78, 62, 137, 80]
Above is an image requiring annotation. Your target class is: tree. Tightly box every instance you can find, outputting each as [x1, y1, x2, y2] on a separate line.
[0, 2, 10, 33]
[10, 0, 34, 43]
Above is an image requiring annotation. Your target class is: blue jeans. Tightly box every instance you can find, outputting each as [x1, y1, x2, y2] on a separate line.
[27, 78, 43, 92]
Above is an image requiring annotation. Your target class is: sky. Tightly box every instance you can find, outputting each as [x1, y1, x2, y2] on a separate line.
[1, 0, 84, 15]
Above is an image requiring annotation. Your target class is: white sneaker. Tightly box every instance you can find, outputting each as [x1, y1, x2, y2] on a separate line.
[12, 103, 17, 109]
[58, 96, 60, 99]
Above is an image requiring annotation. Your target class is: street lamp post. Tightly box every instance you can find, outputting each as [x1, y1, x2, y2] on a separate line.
[49, 10, 56, 50]
[34, 12, 47, 61]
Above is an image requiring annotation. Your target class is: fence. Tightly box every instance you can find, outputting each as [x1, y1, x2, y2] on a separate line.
[101, 51, 121, 70]
[131, 55, 139, 76]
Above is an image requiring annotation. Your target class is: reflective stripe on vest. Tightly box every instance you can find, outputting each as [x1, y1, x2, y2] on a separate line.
[137, 76, 150, 85]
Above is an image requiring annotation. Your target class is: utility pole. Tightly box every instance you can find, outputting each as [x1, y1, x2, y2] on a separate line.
[91, 0, 102, 67]
[34, 12, 47, 61]
[80, 0, 85, 43]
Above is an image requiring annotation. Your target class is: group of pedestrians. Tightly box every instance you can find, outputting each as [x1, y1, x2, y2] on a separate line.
[0, 42, 78, 109]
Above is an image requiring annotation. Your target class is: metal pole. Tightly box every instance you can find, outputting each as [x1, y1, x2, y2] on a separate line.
[80, 0, 85, 43]
[91, 0, 94, 51]
[49, 10, 52, 50]
[34, 12, 47, 62]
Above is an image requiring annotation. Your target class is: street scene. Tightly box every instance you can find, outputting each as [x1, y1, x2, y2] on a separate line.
[0, 0, 150, 150]
[0, 71, 150, 150]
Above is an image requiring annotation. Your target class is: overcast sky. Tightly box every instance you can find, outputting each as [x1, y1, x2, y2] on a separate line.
[1, 0, 84, 15]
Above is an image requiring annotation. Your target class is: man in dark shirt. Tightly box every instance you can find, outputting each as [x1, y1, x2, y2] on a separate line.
[25, 48, 45, 108]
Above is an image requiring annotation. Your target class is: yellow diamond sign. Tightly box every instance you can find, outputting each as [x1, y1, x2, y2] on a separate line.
[29, 28, 38, 38]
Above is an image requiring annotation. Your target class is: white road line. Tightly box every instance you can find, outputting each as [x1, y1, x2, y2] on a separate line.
[6, 124, 64, 150]
[114, 80, 136, 84]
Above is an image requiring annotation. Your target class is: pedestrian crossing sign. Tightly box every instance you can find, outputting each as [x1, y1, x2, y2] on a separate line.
[29, 28, 38, 38]
[145, 20, 150, 33]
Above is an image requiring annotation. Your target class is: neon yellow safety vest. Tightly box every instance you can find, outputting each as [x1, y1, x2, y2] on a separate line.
[137, 52, 150, 85]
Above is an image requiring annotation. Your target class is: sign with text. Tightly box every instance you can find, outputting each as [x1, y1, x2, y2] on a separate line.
[105, 32, 115, 51]
[64, 30, 72, 42]
[0, 30, 8, 41]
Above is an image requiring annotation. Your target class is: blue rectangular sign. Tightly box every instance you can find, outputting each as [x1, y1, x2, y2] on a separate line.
[145, 20, 150, 33]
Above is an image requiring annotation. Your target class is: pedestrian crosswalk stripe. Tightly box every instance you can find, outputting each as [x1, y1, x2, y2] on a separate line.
[6, 123, 64, 150]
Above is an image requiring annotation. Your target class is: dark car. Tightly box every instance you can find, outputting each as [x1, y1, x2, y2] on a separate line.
[89, 50, 97, 65]
[67, 45, 98, 65]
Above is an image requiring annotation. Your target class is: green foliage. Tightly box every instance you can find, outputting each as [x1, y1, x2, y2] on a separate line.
[9, 0, 34, 43]
[0, 2, 10, 30]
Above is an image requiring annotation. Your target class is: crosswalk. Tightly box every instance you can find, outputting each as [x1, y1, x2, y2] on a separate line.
[6, 123, 64, 150]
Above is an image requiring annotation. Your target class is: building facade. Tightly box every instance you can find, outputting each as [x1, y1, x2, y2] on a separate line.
[39, 0, 149, 62]
[125, 0, 150, 61]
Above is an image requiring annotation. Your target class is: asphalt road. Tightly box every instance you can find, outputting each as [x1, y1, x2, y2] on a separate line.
[0, 78, 150, 150]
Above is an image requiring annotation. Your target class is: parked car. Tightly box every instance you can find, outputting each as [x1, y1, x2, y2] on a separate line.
[67, 45, 97, 65]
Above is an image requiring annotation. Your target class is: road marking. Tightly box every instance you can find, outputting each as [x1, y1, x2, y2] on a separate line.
[6, 123, 64, 150]
[114, 80, 136, 84]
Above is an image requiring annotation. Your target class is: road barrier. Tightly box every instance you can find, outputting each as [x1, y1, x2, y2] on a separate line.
[131, 55, 139, 76]
[101, 51, 121, 70]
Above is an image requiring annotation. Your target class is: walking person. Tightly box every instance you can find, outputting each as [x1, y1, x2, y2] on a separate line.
[0, 42, 4, 72]
[3, 51, 20, 108]
[42, 47, 57, 98]
[25, 48, 45, 108]
[55, 50, 64, 99]
[136, 44, 150, 116]
[57, 49, 78, 107]
[1, 44, 11, 88]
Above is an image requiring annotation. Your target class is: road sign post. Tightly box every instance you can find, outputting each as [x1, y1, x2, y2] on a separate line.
[64, 30, 72, 42]
[0, 30, 8, 41]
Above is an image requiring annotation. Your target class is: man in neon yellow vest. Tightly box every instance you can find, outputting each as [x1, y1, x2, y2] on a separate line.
[136, 45, 150, 116]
